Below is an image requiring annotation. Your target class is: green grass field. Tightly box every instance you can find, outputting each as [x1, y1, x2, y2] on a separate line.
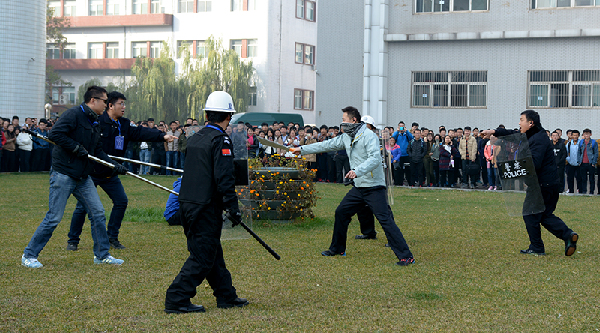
[1, 173, 599, 332]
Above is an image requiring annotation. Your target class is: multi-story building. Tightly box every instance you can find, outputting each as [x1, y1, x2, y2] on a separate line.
[0, 0, 46, 120]
[317, 0, 600, 133]
[47, 0, 318, 123]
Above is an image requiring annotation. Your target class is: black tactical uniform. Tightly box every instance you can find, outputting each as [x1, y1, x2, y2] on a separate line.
[165, 123, 245, 311]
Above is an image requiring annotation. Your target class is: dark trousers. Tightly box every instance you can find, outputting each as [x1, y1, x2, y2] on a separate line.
[397, 156, 411, 185]
[18, 148, 31, 172]
[392, 163, 403, 186]
[523, 185, 573, 252]
[356, 204, 376, 238]
[557, 164, 565, 192]
[566, 164, 579, 193]
[316, 153, 328, 181]
[329, 186, 412, 260]
[2, 150, 18, 172]
[68, 175, 128, 244]
[423, 158, 434, 185]
[433, 160, 440, 186]
[327, 155, 337, 183]
[335, 155, 350, 183]
[439, 169, 453, 187]
[410, 160, 424, 186]
[31, 148, 51, 171]
[579, 163, 595, 194]
[461, 160, 477, 185]
[165, 202, 237, 307]
[153, 151, 166, 175]
[480, 163, 488, 185]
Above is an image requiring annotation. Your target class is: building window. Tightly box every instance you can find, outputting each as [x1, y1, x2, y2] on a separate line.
[196, 40, 209, 58]
[178, 0, 194, 12]
[48, 1, 61, 16]
[248, 87, 257, 106]
[296, 0, 316, 21]
[415, 0, 488, 12]
[527, 70, 600, 108]
[294, 89, 314, 110]
[231, 0, 243, 11]
[63, 43, 77, 59]
[47, 44, 61, 59]
[63, 87, 76, 104]
[247, 39, 257, 58]
[197, 0, 212, 11]
[106, 0, 120, 15]
[150, 41, 163, 58]
[106, 42, 119, 58]
[411, 71, 487, 108]
[532, 0, 600, 8]
[295, 43, 315, 65]
[132, 42, 148, 58]
[133, 0, 148, 14]
[296, 0, 304, 18]
[151, 0, 164, 13]
[231, 40, 242, 57]
[88, 43, 103, 59]
[52, 87, 60, 104]
[177, 40, 193, 58]
[64, 0, 76, 16]
[89, 0, 103, 16]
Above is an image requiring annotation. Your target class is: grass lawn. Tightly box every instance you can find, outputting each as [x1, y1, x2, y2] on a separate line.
[1, 173, 599, 332]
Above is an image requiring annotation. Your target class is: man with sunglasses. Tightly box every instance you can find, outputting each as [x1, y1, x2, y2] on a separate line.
[22, 86, 125, 268]
[66, 91, 176, 251]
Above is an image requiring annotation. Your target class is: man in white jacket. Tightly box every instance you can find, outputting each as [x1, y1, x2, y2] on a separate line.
[16, 129, 32, 172]
[291, 106, 415, 266]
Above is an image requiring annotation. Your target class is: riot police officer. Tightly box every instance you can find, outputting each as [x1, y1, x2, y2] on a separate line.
[165, 91, 248, 313]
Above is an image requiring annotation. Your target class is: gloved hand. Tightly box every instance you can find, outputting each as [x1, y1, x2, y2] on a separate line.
[112, 162, 128, 176]
[226, 207, 242, 227]
[73, 145, 89, 159]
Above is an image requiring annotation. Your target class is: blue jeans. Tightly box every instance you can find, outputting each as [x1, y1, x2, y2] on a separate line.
[166, 151, 179, 175]
[139, 149, 151, 175]
[487, 166, 496, 187]
[68, 175, 128, 243]
[23, 171, 110, 259]
[179, 151, 185, 170]
[124, 148, 136, 173]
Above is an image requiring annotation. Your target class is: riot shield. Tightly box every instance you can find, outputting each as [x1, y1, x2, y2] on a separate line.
[379, 134, 394, 205]
[222, 127, 251, 240]
[494, 133, 546, 217]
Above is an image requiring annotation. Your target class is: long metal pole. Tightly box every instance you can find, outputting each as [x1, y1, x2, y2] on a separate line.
[109, 154, 183, 173]
[25, 130, 179, 195]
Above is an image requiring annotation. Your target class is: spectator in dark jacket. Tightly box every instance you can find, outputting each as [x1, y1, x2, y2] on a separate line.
[438, 135, 458, 187]
[483, 110, 578, 257]
[407, 129, 426, 186]
[21, 86, 125, 268]
[551, 131, 567, 192]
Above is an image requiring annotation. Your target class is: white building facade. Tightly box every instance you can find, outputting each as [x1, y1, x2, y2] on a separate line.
[48, 0, 318, 123]
[0, 0, 46, 120]
[318, 0, 600, 133]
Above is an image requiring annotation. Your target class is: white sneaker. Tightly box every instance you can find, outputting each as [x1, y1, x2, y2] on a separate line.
[21, 254, 43, 268]
[94, 255, 124, 265]
[488, 186, 493, 190]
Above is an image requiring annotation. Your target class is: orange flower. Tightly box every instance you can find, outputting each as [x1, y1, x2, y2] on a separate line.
[300, 187, 304, 190]
[255, 193, 259, 197]
[250, 190, 255, 193]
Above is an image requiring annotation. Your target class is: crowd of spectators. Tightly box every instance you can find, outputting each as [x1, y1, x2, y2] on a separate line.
[2, 114, 599, 195]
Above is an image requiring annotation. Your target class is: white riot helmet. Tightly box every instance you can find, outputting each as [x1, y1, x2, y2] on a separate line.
[203, 91, 236, 113]
[362, 115, 375, 126]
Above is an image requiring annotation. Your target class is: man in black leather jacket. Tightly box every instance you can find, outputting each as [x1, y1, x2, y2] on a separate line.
[482, 110, 578, 257]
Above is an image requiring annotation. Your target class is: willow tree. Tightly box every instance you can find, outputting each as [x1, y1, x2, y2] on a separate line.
[186, 37, 255, 121]
[125, 37, 254, 123]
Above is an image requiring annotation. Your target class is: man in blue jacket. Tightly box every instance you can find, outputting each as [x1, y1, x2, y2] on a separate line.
[392, 121, 413, 185]
[22, 86, 126, 268]
[66, 91, 175, 250]
[292, 107, 415, 266]
[577, 128, 597, 194]
[482, 110, 578, 256]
